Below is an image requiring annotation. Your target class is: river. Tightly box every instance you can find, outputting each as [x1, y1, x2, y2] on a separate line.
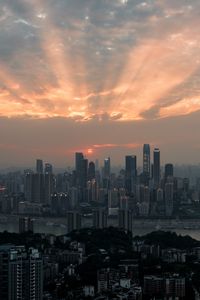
[1, 215, 200, 240]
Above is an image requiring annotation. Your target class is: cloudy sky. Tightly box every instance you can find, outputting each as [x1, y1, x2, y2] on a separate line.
[0, 0, 200, 167]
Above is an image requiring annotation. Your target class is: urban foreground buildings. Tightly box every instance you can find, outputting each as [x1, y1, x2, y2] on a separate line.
[0, 245, 43, 300]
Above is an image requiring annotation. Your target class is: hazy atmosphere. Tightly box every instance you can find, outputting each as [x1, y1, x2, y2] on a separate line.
[0, 0, 200, 166]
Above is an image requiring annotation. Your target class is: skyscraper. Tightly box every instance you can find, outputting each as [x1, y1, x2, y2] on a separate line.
[87, 179, 98, 203]
[25, 169, 54, 204]
[19, 217, 34, 233]
[103, 157, 111, 189]
[24, 172, 33, 202]
[36, 159, 43, 174]
[88, 161, 96, 180]
[104, 157, 111, 178]
[80, 158, 88, 200]
[153, 148, 160, 187]
[125, 155, 137, 194]
[165, 182, 174, 217]
[31, 173, 45, 203]
[67, 211, 82, 233]
[75, 152, 84, 174]
[143, 144, 150, 178]
[44, 163, 53, 174]
[75, 152, 84, 186]
[75, 153, 88, 202]
[165, 163, 174, 178]
[44, 173, 54, 205]
[118, 209, 133, 233]
[93, 209, 107, 229]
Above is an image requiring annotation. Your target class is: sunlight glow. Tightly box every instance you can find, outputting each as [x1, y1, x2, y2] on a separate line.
[0, 0, 200, 121]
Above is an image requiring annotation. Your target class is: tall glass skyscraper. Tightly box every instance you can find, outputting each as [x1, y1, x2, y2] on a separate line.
[125, 155, 137, 194]
[165, 163, 174, 178]
[153, 148, 160, 187]
[143, 144, 150, 178]
[104, 157, 111, 178]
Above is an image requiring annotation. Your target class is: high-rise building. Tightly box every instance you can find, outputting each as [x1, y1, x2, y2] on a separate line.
[95, 159, 99, 171]
[80, 159, 88, 188]
[25, 171, 55, 205]
[44, 173, 54, 205]
[87, 179, 98, 203]
[75, 152, 84, 187]
[144, 276, 164, 297]
[137, 185, 150, 217]
[97, 269, 108, 293]
[69, 187, 79, 210]
[104, 157, 111, 178]
[88, 161, 96, 180]
[24, 172, 33, 202]
[44, 163, 53, 174]
[31, 173, 45, 203]
[143, 144, 151, 179]
[153, 148, 160, 187]
[165, 164, 174, 178]
[0, 245, 43, 300]
[125, 155, 137, 194]
[93, 209, 107, 229]
[36, 159, 43, 174]
[75, 153, 88, 202]
[108, 189, 119, 208]
[165, 182, 174, 217]
[144, 275, 185, 298]
[19, 217, 34, 233]
[119, 195, 129, 210]
[51, 192, 68, 215]
[157, 188, 164, 202]
[80, 159, 88, 202]
[183, 178, 190, 192]
[67, 211, 82, 233]
[118, 209, 133, 233]
[75, 152, 84, 173]
[156, 188, 165, 216]
[103, 157, 111, 189]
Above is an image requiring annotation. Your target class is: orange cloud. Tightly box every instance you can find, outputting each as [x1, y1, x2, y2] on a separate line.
[159, 97, 200, 118]
[1, 0, 200, 121]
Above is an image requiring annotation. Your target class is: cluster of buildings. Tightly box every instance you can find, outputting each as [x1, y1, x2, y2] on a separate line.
[143, 275, 185, 299]
[2, 226, 200, 299]
[96, 265, 142, 299]
[0, 144, 199, 230]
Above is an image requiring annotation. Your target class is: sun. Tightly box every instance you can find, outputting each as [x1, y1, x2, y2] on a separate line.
[87, 148, 93, 155]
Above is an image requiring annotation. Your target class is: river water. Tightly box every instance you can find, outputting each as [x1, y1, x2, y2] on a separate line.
[2, 215, 200, 240]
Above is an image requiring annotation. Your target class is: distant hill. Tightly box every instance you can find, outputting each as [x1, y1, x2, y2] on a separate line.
[134, 230, 200, 249]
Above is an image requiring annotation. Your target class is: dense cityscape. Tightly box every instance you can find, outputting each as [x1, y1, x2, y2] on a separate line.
[1, 0, 200, 298]
[1, 145, 200, 299]
[1, 144, 200, 222]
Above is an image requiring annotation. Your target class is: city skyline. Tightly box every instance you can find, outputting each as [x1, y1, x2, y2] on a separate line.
[0, 0, 200, 166]
[3, 145, 200, 174]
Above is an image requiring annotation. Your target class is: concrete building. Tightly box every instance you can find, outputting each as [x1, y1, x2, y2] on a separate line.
[0, 245, 43, 300]
[93, 209, 107, 229]
[19, 217, 34, 233]
[67, 211, 82, 233]
[118, 209, 133, 233]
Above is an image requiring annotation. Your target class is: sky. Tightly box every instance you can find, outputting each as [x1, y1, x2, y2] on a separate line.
[0, 0, 200, 167]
